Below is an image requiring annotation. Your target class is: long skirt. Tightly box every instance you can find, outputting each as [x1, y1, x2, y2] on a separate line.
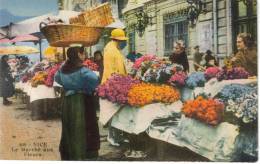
[0, 78, 14, 98]
[59, 93, 100, 160]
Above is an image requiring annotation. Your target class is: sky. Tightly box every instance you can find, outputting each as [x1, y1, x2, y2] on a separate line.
[0, 0, 58, 17]
[0, 0, 58, 62]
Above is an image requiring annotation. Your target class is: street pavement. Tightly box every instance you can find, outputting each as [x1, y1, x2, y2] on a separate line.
[0, 96, 208, 161]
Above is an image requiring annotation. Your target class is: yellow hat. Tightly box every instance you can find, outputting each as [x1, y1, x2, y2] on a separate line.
[110, 28, 128, 41]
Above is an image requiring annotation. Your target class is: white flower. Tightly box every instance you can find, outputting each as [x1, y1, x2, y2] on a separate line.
[227, 100, 236, 106]
[226, 105, 236, 112]
[235, 111, 243, 118]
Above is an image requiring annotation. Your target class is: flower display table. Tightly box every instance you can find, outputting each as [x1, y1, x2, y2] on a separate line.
[110, 101, 183, 134]
[15, 82, 61, 120]
[147, 115, 257, 161]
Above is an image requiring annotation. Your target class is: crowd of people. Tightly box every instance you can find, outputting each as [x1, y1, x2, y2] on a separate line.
[0, 28, 257, 160]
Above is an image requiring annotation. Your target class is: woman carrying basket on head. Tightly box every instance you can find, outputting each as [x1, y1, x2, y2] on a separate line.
[54, 47, 100, 160]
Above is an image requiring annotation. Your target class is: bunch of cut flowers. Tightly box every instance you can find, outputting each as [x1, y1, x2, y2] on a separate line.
[216, 67, 249, 81]
[204, 67, 222, 80]
[96, 74, 140, 104]
[168, 71, 187, 87]
[182, 96, 225, 125]
[31, 71, 48, 87]
[225, 87, 257, 124]
[83, 59, 99, 71]
[132, 54, 157, 70]
[185, 72, 206, 89]
[216, 84, 254, 102]
[44, 63, 61, 87]
[127, 83, 180, 107]
[217, 84, 257, 124]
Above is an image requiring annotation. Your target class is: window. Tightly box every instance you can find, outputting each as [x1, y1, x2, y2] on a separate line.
[232, 0, 257, 49]
[163, 9, 188, 56]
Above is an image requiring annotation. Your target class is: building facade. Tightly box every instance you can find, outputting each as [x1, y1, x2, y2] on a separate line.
[122, 0, 257, 64]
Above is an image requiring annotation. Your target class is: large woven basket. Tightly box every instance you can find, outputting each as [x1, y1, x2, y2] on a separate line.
[69, 2, 114, 27]
[40, 24, 103, 47]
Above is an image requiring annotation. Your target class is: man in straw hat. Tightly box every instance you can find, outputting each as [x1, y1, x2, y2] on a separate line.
[101, 28, 128, 84]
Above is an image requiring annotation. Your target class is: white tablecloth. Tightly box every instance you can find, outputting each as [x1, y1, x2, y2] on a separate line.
[15, 82, 57, 103]
[147, 115, 240, 161]
[111, 101, 183, 134]
[99, 99, 123, 125]
[29, 85, 56, 102]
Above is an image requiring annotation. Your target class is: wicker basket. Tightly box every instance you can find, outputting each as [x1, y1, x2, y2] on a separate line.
[69, 2, 114, 27]
[40, 24, 103, 47]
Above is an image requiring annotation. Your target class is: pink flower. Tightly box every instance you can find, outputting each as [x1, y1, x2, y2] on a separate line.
[133, 55, 156, 70]
[204, 67, 222, 80]
[168, 71, 187, 87]
[96, 74, 140, 104]
[83, 59, 99, 71]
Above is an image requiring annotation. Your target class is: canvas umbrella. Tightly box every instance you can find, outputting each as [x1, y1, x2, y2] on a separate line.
[0, 38, 13, 44]
[0, 46, 39, 55]
[11, 34, 39, 43]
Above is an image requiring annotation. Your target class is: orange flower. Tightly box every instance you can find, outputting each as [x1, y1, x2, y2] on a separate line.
[182, 96, 225, 125]
[128, 83, 180, 107]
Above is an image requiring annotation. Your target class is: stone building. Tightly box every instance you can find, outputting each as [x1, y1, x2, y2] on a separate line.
[122, 0, 257, 63]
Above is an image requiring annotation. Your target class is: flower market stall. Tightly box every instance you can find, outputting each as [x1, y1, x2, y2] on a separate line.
[14, 60, 62, 120]
[97, 54, 258, 161]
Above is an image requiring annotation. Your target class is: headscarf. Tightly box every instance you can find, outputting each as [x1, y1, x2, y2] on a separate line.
[61, 47, 83, 74]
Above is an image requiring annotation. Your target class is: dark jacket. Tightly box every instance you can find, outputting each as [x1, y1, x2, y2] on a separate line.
[169, 51, 189, 72]
[0, 59, 15, 98]
[232, 47, 257, 76]
[94, 60, 104, 83]
[205, 54, 218, 68]
[193, 52, 203, 71]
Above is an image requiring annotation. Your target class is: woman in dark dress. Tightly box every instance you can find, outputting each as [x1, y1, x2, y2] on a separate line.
[0, 55, 15, 105]
[169, 40, 189, 73]
[204, 50, 218, 68]
[54, 47, 100, 160]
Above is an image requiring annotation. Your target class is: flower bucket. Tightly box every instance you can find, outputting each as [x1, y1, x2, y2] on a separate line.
[180, 87, 193, 101]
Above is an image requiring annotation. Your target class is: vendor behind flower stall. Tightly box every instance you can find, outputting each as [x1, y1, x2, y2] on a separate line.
[54, 46, 100, 160]
[169, 40, 189, 73]
[101, 28, 128, 84]
[231, 33, 257, 76]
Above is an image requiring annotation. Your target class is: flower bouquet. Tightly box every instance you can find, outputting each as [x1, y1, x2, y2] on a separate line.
[140, 59, 184, 84]
[185, 72, 206, 89]
[217, 84, 257, 125]
[128, 83, 180, 107]
[44, 63, 61, 87]
[204, 67, 222, 80]
[96, 74, 140, 104]
[31, 71, 48, 87]
[21, 72, 34, 83]
[132, 54, 156, 70]
[216, 84, 254, 102]
[216, 67, 249, 81]
[83, 59, 99, 71]
[168, 71, 187, 87]
[182, 96, 225, 125]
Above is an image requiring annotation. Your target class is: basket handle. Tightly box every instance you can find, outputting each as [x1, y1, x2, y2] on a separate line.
[39, 22, 48, 30]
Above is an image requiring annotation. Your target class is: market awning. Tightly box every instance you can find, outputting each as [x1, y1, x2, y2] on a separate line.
[0, 45, 39, 55]
[11, 34, 39, 42]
